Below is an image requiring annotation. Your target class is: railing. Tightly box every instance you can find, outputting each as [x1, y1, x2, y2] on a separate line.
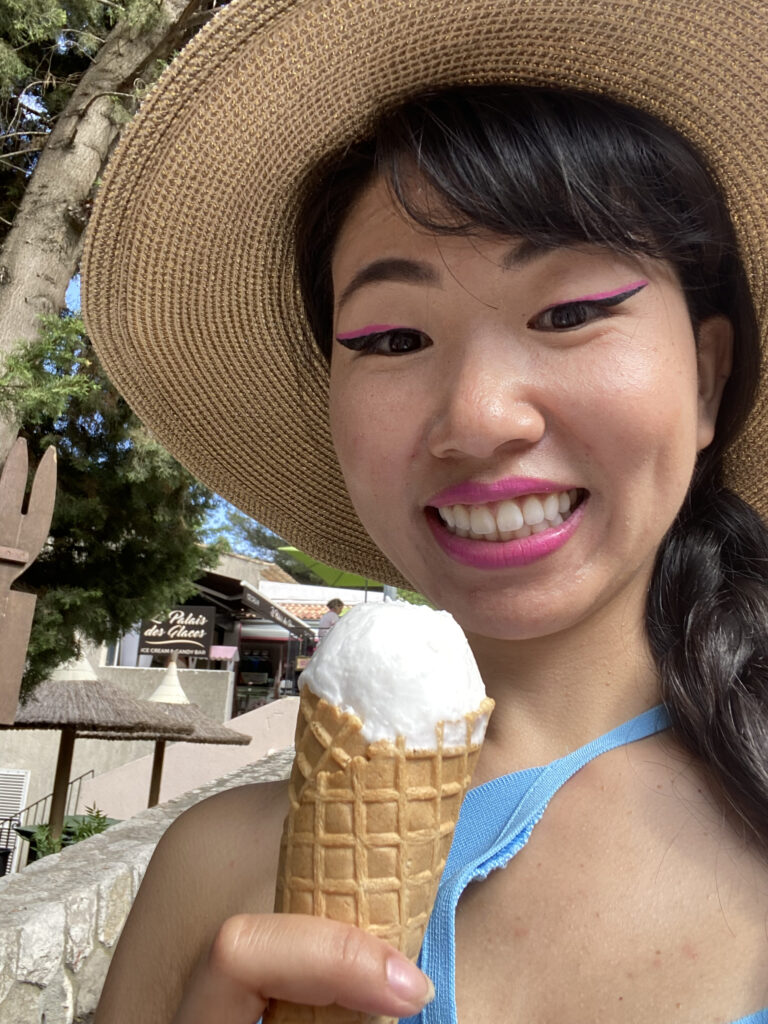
[0, 768, 95, 875]
[0, 816, 19, 875]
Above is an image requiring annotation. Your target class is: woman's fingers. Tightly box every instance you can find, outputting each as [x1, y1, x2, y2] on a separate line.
[172, 913, 434, 1024]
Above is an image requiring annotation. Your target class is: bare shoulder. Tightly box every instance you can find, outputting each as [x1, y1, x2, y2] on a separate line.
[95, 778, 289, 1024]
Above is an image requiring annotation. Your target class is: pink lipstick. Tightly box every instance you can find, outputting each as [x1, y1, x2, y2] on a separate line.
[428, 476, 573, 507]
[426, 500, 586, 569]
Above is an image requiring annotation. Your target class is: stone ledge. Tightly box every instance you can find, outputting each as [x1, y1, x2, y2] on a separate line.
[0, 747, 294, 1024]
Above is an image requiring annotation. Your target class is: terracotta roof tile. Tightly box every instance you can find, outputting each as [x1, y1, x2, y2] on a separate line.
[278, 602, 330, 622]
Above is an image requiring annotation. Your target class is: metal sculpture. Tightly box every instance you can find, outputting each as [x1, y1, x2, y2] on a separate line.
[0, 439, 57, 724]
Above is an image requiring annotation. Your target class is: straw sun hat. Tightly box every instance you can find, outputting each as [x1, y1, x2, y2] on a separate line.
[82, 0, 768, 587]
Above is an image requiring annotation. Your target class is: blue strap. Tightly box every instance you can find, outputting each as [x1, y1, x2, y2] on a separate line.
[411, 704, 671, 1024]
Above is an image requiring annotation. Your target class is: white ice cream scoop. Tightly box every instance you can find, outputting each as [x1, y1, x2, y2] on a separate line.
[301, 602, 488, 750]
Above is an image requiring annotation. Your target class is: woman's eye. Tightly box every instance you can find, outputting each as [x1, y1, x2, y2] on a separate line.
[529, 301, 603, 331]
[335, 328, 431, 355]
[529, 281, 648, 332]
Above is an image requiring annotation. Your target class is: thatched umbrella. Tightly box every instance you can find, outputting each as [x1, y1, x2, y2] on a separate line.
[81, 658, 251, 807]
[5, 655, 193, 839]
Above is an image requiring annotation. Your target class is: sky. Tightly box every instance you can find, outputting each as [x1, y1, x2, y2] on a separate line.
[66, 275, 80, 311]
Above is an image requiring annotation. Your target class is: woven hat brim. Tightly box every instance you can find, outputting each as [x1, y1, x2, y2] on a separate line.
[82, 0, 768, 585]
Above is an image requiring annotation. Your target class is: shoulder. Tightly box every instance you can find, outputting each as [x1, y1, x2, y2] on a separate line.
[162, 776, 288, 858]
[95, 779, 289, 1024]
[152, 777, 289, 920]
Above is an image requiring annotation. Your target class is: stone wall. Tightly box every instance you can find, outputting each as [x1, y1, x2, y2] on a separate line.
[0, 747, 293, 1024]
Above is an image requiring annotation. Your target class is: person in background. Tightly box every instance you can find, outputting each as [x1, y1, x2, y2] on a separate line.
[316, 598, 344, 643]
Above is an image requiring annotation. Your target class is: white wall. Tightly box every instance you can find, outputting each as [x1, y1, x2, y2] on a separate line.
[77, 697, 299, 820]
[0, 668, 232, 812]
[259, 581, 387, 604]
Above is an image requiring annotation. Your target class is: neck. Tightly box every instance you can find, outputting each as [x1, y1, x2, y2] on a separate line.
[466, 598, 661, 782]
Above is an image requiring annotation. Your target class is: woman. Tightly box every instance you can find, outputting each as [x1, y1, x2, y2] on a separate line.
[83, 1, 768, 1021]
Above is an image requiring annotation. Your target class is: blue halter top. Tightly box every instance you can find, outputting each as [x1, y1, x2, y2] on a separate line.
[400, 705, 768, 1024]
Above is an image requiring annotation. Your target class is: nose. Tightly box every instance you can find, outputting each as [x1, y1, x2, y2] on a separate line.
[426, 347, 546, 461]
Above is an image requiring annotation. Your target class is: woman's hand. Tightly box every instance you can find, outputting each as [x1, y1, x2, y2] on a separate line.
[171, 913, 435, 1023]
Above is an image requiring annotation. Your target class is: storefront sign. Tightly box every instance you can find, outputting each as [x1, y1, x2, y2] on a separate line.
[240, 587, 313, 639]
[139, 606, 215, 656]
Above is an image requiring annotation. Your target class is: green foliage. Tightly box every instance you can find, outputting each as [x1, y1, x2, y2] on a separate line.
[397, 588, 434, 607]
[28, 805, 112, 859]
[0, 0, 174, 235]
[0, 313, 226, 692]
[67, 804, 110, 841]
[28, 821, 61, 857]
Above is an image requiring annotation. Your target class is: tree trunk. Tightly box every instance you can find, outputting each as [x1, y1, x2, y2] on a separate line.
[0, 0, 205, 464]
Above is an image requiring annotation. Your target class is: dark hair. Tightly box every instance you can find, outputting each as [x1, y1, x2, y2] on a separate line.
[296, 85, 768, 848]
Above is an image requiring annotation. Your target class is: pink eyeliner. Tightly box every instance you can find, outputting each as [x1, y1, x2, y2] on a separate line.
[543, 279, 648, 311]
[336, 324, 405, 340]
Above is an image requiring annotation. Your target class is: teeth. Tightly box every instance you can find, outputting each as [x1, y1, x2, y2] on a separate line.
[453, 505, 470, 530]
[496, 500, 524, 532]
[440, 505, 456, 528]
[543, 493, 560, 520]
[521, 495, 545, 526]
[469, 506, 497, 535]
[436, 488, 580, 542]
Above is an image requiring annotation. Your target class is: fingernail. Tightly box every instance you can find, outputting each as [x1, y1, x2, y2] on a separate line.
[385, 956, 435, 1007]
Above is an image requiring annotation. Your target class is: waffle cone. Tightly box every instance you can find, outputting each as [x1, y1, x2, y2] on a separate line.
[263, 685, 494, 1024]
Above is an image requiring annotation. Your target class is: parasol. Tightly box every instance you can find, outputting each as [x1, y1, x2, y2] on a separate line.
[277, 547, 383, 589]
[80, 658, 250, 806]
[4, 654, 193, 839]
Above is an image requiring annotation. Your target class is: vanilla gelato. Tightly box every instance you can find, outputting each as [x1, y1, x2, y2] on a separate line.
[300, 602, 488, 749]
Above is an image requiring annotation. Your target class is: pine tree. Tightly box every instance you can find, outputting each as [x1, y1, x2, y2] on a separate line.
[0, 312, 226, 692]
[211, 503, 325, 586]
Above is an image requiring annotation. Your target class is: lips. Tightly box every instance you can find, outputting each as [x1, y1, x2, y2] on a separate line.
[423, 482, 587, 569]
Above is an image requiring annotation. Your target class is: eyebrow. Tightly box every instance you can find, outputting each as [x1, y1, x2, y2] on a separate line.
[500, 238, 552, 269]
[336, 258, 438, 311]
[335, 240, 551, 311]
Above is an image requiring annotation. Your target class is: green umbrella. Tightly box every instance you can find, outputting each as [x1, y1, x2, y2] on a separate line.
[277, 547, 383, 589]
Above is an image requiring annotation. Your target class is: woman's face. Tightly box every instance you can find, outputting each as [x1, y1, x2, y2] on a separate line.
[329, 178, 730, 641]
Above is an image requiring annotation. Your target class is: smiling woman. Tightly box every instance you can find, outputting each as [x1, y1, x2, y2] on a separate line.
[80, 2, 768, 1023]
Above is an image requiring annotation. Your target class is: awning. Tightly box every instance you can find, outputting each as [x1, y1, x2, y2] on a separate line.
[239, 582, 314, 640]
[209, 645, 239, 660]
[239, 622, 293, 642]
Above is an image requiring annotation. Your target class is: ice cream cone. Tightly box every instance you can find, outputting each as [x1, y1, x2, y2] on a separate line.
[263, 684, 494, 1024]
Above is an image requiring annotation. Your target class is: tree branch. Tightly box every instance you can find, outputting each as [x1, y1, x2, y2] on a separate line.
[0, 150, 43, 166]
[2, 132, 50, 141]
[70, 90, 137, 123]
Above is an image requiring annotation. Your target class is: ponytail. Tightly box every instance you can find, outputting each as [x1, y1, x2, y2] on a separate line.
[647, 478, 768, 849]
